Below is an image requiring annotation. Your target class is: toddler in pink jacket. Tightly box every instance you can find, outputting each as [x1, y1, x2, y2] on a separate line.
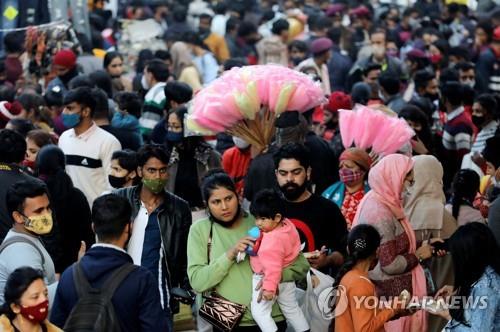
[249, 189, 309, 332]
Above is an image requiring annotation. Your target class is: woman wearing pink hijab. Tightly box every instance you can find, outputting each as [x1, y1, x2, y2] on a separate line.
[352, 154, 436, 332]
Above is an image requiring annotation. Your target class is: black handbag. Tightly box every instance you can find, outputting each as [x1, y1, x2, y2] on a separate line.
[198, 222, 246, 332]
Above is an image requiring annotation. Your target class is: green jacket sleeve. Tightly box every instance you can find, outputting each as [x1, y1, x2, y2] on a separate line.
[281, 253, 310, 282]
[187, 222, 234, 293]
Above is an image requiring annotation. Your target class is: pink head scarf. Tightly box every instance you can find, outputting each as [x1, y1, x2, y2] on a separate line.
[353, 154, 428, 332]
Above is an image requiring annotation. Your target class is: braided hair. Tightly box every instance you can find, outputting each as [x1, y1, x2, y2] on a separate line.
[333, 224, 381, 288]
[451, 169, 479, 220]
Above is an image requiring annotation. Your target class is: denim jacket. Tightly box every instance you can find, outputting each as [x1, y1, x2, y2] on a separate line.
[445, 266, 500, 331]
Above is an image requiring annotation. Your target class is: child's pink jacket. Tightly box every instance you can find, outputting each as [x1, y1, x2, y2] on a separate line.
[250, 218, 302, 294]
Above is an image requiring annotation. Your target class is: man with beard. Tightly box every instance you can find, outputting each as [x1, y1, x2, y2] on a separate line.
[112, 144, 191, 330]
[274, 143, 347, 273]
[47, 49, 80, 98]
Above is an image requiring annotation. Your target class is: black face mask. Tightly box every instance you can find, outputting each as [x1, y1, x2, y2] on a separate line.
[424, 93, 439, 102]
[59, 67, 79, 85]
[279, 181, 307, 201]
[198, 28, 210, 39]
[108, 174, 128, 188]
[472, 115, 486, 128]
[290, 57, 304, 66]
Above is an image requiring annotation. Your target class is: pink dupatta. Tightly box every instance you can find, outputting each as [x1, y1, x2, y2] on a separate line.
[352, 154, 428, 332]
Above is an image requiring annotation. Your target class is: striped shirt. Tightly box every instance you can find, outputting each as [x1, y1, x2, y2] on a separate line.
[442, 107, 473, 152]
[471, 120, 499, 153]
[59, 123, 121, 206]
[139, 82, 166, 136]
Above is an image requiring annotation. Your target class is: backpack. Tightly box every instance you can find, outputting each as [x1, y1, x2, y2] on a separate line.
[63, 261, 137, 332]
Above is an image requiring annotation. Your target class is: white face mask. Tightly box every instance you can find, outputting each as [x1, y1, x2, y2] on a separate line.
[141, 74, 150, 90]
[233, 136, 250, 150]
[462, 79, 475, 88]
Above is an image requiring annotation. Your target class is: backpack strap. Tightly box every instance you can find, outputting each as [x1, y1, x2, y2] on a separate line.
[100, 263, 137, 301]
[0, 236, 46, 266]
[72, 262, 137, 301]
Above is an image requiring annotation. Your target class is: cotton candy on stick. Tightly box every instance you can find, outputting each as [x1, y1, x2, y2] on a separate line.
[339, 109, 356, 148]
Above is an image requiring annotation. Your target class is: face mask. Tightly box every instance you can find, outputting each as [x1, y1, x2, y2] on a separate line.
[23, 213, 53, 235]
[166, 131, 183, 143]
[61, 112, 81, 128]
[142, 178, 167, 194]
[462, 80, 475, 88]
[198, 27, 210, 38]
[372, 45, 385, 58]
[425, 93, 439, 102]
[141, 74, 150, 90]
[22, 159, 35, 169]
[59, 68, 77, 84]
[233, 136, 250, 150]
[280, 181, 307, 201]
[339, 168, 364, 185]
[472, 115, 486, 128]
[109, 174, 128, 188]
[19, 300, 49, 324]
[291, 57, 304, 66]
[386, 49, 399, 58]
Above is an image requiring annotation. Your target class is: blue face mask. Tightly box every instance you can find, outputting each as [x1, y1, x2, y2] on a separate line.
[61, 112, 81, 128]
[166, 131, 183, 143]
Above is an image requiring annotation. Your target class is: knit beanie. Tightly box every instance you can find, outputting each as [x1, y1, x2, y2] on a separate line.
[52, 49, 77, 69]
[325, 91, 352, 113]
[0, 101, 22, 123]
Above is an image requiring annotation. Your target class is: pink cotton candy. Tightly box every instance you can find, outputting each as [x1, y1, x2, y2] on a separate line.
[339, 109, 356, 148]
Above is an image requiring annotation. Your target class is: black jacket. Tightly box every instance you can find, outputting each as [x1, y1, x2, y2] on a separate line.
[113, 185, 192, 311]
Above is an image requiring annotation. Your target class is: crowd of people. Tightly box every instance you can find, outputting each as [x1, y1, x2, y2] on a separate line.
[0, 0, 500, 331]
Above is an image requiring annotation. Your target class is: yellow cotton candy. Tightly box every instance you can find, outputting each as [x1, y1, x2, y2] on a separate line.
[274, 83, 297, 114]
[246, 81, 261, 111]
[185, 117, 215, 135]
[234, 92, 258, 120]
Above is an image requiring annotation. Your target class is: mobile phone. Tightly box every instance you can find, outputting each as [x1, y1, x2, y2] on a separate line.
[432, 239, 449, 253]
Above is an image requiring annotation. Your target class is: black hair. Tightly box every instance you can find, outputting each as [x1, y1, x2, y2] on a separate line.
[68, 75, 96, 90]
[476, 20, 493, 44]
[309, 16, 331, 32]
[6, 178, 48, 217]
[333, 224, 381, 287]
[378, 72, 400, 95]
[475, 94, 498, 119]
[1, 267, 44, 320]
[273, 143, 311, 170]
[90, 88, 109, 119]
[92, 194, 132, 242]
[154, 50, 171, 62]
[223, 58, 247, 71]
[271, 19, 290, 35]
[448, 222, 500, 325]
[288, 40, 308, 53]
[451, 169, 479, 219]
[250, 189, 283, 219]
[238, 21, 258, 38]
[16, 93, 46, 115]
[398, 104, 433, 150]
[114, 92, 142, 118]
[454, 61, 474, 72]
[214, 2, 227, 15]
[326, 27, 342, 45]
[449, 47, 470, 62]
[6, 119, 36, 138]
[103, 51, 123, 70]
[136, 49, 154, 74]
[183, 31, 208, 49]
[63, 87, 97, 116]
[164, 82, 192, 106]
[414, 70, 436, 92]
[76, 32, 93, 54]
[441, 81, 463, 107]
[226, 17, 240, 34]
[44, 87, 64, 107]
[0, 129, 27, 163]
[111, 149, 138, 173]
[35, 144, 65, 176]
[172, 5, 187, 22]
[201, 168, 237, 202]
[137, 144, 169, 168]
[0, 85, 16, 102]
[439, 68, 459, 86]
[3, 31, 24, 54]
[363, 63, 382, 77]
[145, 59, 169, 83]
[89, 70, 113, 99]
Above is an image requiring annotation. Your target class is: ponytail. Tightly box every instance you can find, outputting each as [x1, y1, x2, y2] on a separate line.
[333, 224, 381, 287]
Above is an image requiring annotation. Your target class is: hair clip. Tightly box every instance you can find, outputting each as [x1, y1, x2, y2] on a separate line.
[354, 238, 367, 250]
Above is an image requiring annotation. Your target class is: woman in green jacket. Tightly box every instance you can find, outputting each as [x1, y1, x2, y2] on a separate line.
[187, 170, 310, 331]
